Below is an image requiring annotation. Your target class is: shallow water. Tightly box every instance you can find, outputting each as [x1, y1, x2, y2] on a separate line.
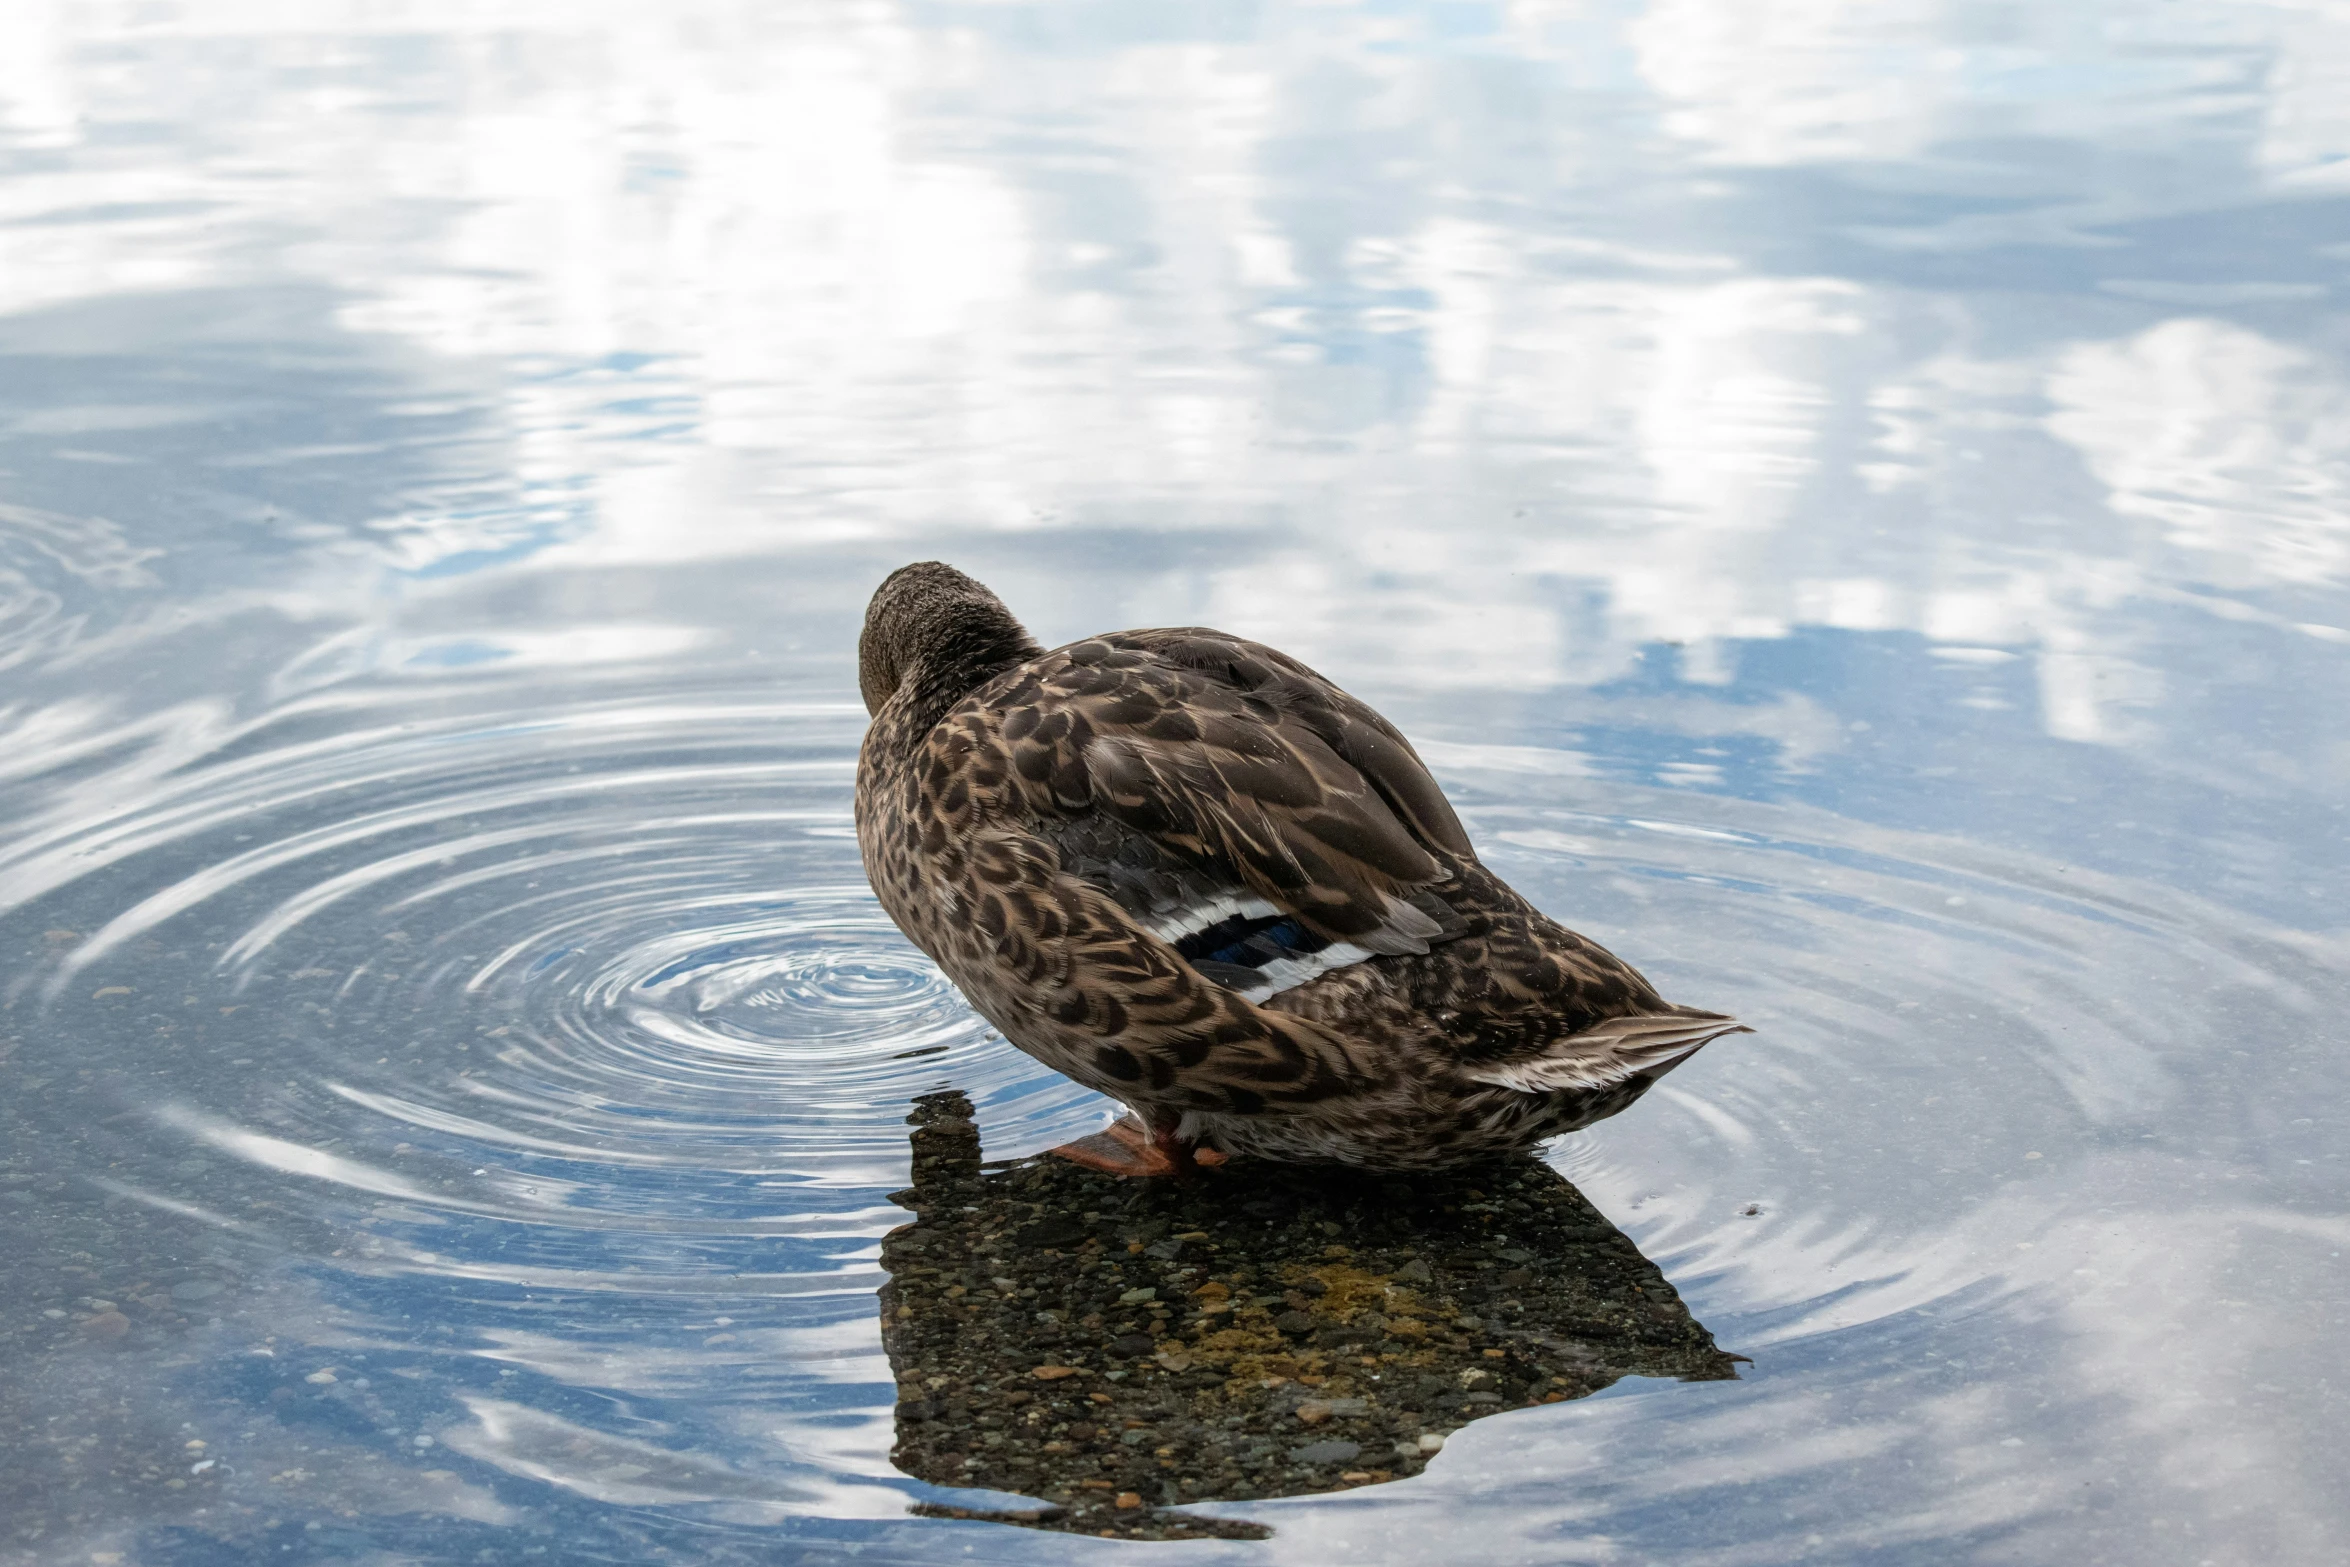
[2, 3, 2347, 1563]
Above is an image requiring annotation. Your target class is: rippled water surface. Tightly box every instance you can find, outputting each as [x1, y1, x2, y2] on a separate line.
[4, 3, 2348, 1563]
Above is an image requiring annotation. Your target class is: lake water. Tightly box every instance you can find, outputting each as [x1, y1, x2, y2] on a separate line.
[3, 3, 2347, 1563]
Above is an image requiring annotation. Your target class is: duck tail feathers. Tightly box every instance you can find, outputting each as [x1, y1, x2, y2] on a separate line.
[1459, 1009, 1750, 1095]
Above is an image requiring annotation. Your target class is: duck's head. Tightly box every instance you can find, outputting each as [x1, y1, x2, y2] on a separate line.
[859, 561, 1041, 719]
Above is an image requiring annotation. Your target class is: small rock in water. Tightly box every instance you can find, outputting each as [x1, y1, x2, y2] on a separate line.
[1295, 1397, 1366, 1425]
[80, 1311, 130, 1341]
[1293, 1439, 1362, 1464]
[171, 1280, 225, 1303]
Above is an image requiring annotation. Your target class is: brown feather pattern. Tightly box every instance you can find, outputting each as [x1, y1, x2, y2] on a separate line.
[854, 562, 1749, 1169]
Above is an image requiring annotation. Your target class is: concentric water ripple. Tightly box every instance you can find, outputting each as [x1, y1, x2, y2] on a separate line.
[17, 682, 1059, 1187]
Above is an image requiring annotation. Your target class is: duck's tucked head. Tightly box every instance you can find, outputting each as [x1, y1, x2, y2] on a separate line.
[859, 561, 1041, 719]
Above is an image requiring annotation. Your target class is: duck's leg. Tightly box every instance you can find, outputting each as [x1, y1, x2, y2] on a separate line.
[1049, 1114, 1226, 1179]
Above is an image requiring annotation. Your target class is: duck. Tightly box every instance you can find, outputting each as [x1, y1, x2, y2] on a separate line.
[854, 561, 1748, 1175]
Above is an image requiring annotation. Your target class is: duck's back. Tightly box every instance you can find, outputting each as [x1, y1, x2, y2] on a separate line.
[874, 624, 1680, 1034]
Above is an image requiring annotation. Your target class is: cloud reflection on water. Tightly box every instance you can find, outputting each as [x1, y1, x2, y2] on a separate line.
[3, 3, 2346, 736]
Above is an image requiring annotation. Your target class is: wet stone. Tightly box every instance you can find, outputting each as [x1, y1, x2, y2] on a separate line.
[79, 1310, 130, 1341]
[1017, 1216, 1089, 1250]
[878, 1091, 1742, 1540]
[1292, 1439, 1362, 1464]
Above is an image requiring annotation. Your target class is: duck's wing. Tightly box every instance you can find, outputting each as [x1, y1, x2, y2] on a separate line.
[981, 628, 1474, 984]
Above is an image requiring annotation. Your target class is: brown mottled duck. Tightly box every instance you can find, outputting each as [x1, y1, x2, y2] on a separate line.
[854, 561, 1748, 1175]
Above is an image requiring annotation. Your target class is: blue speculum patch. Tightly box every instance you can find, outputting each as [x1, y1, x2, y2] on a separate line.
[1176, 912, 1332, 971]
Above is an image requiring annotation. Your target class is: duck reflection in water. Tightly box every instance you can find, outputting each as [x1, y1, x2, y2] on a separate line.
[880, 1092, 1743, 1540]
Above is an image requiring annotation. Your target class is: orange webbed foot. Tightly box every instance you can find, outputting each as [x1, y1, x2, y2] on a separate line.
[1048, 1116, 1226, 1179]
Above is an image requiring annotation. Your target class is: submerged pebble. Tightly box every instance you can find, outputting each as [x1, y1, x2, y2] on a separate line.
[1293, 1439, 1362, 1464]
[80, 1310, 130, 1341]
